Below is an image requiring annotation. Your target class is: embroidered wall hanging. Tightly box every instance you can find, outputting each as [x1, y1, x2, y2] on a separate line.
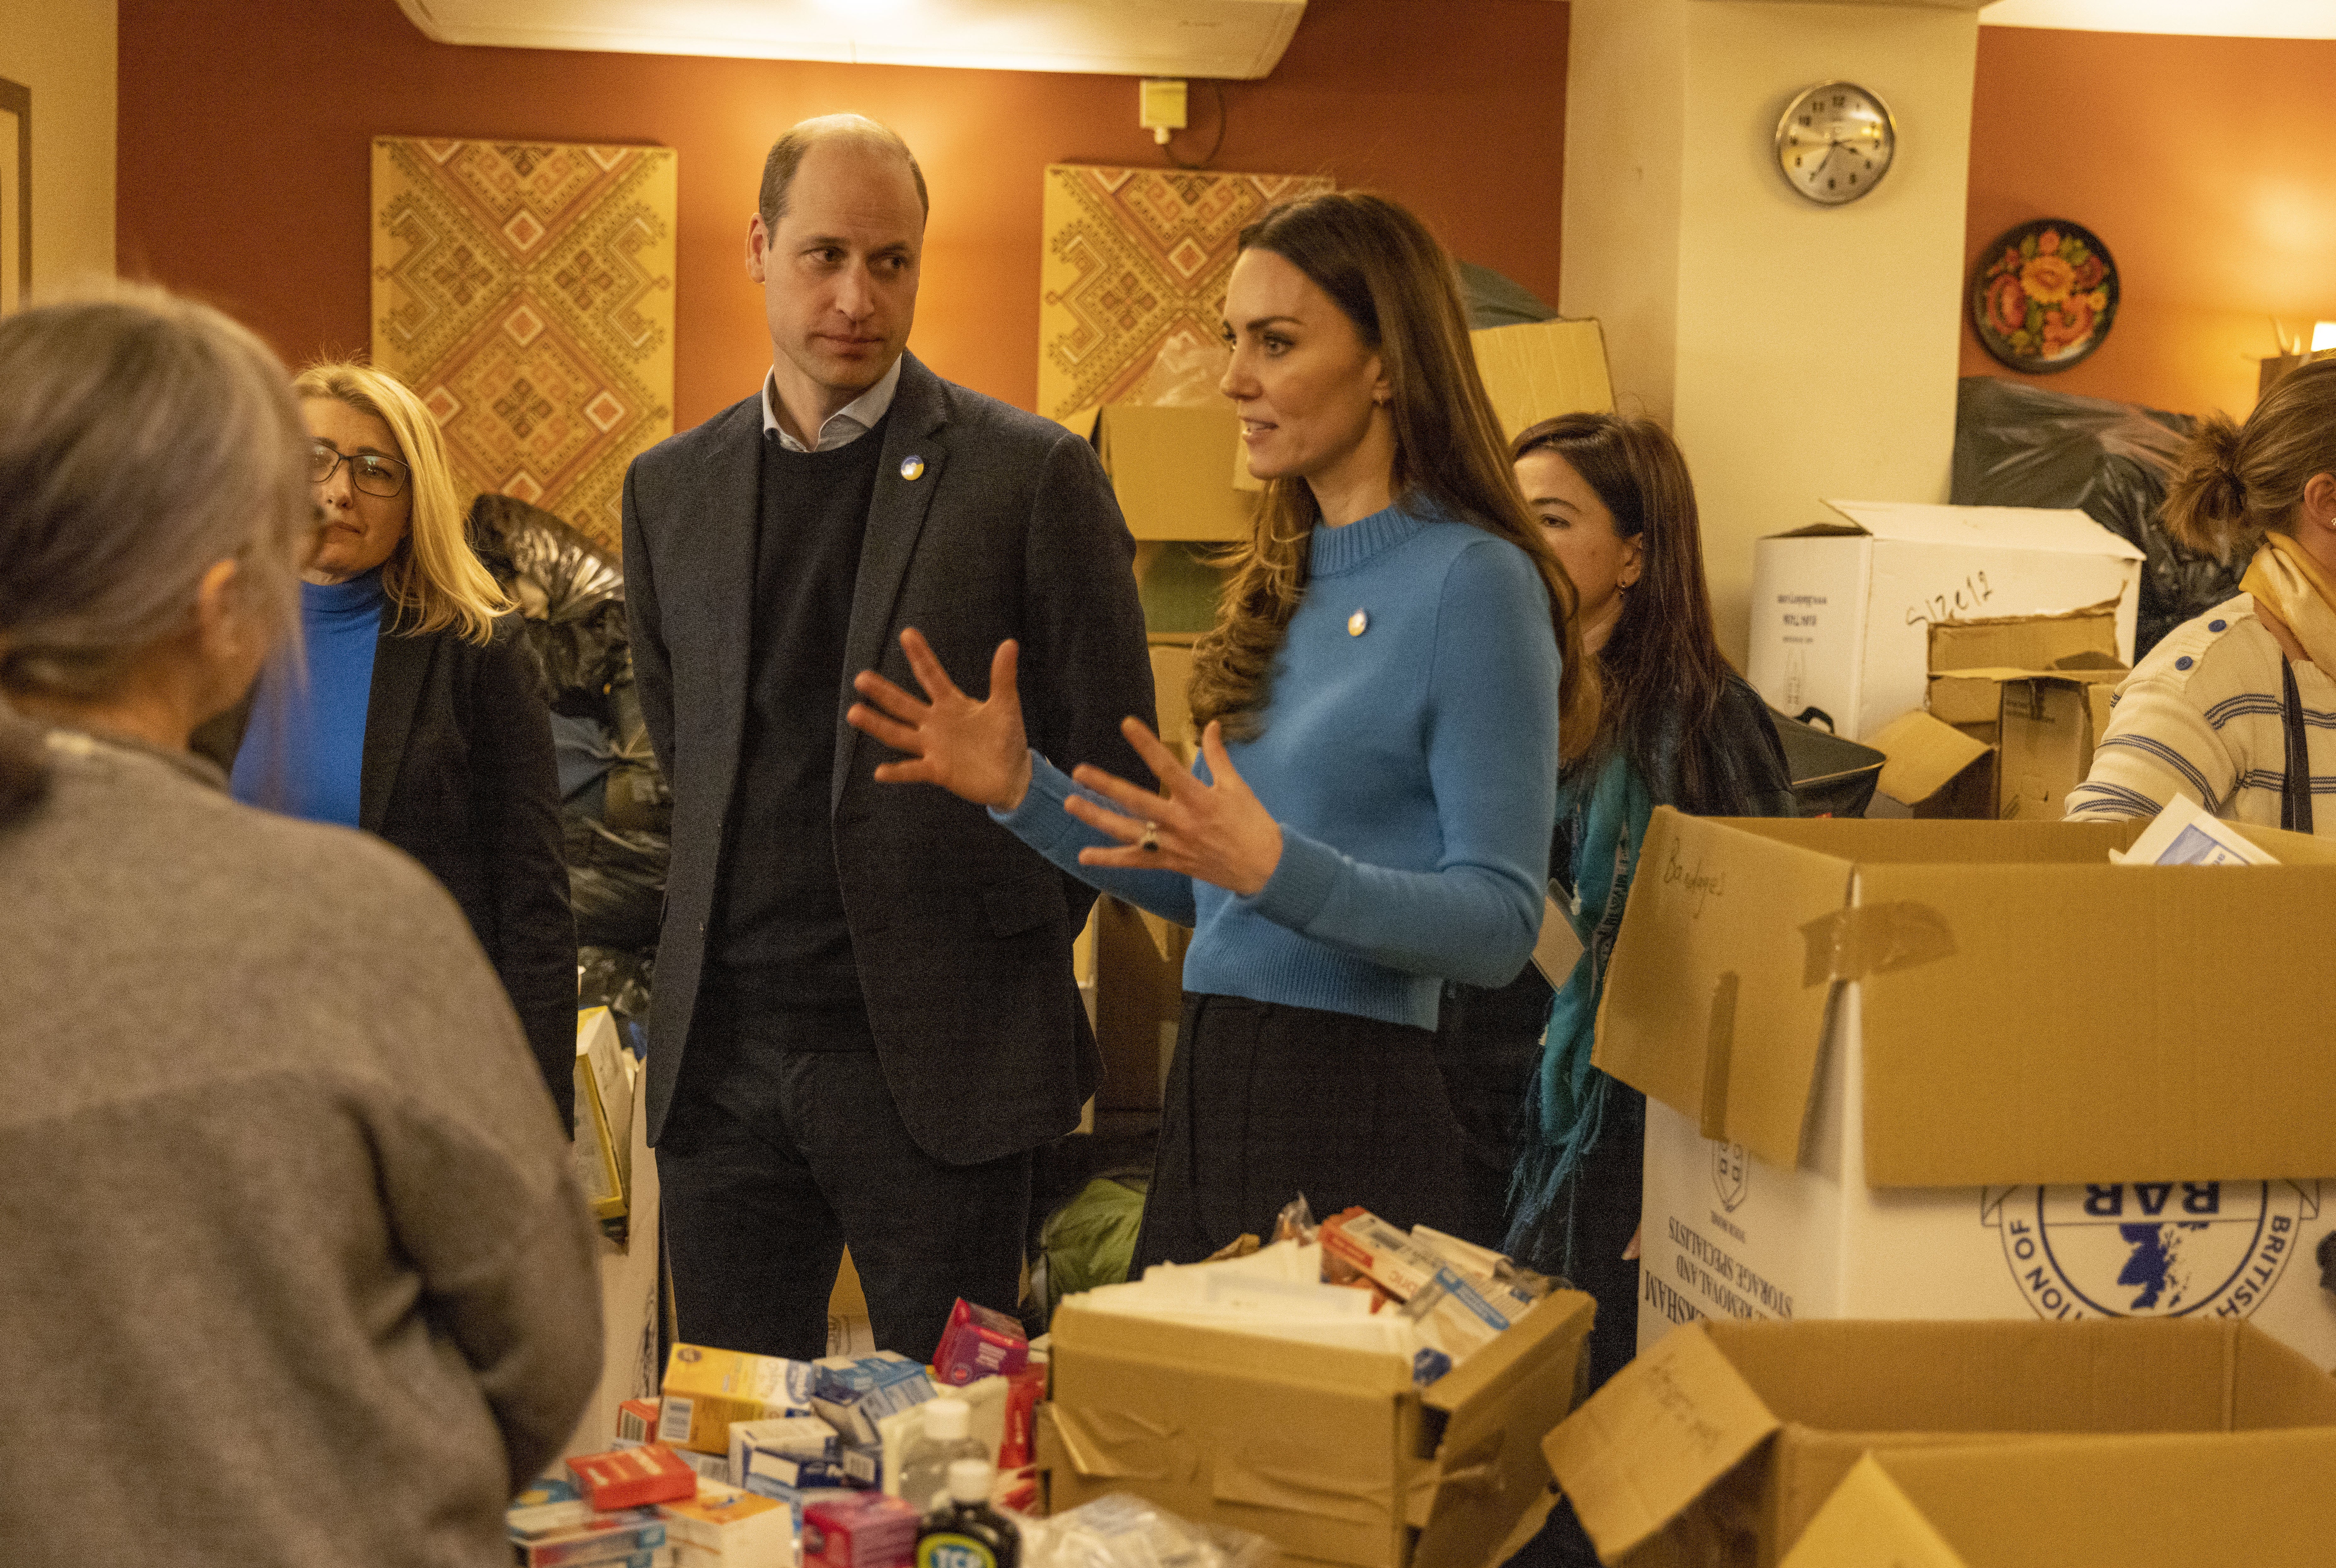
[1038, 164, 1332, 426]
[371, 138, 676, 552]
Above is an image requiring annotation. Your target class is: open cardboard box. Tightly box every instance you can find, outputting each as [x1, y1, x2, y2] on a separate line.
[1545, 1316, 2336, 1567]
[1604, 809, 2336, 1367]
[1038, 1288, 1595, 1568]
[1867, 602, 2129, 819]
[1745, 504, 2141, 741]
[1783, 1437, 2336, 1568]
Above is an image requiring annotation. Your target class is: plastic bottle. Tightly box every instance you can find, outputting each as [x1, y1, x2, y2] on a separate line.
[896, 1397, 988, 1515]
[915, 1458, 1018, 1568]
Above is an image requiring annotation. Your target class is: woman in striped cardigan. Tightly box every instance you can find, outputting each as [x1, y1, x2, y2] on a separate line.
[2068, 357, 2336, 834]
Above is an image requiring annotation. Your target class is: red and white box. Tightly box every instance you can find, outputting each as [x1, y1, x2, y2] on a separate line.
[568, 1442, 700, 1511]
[931, 1297, 1028, 1386]
[800, 1491, 920, 1568]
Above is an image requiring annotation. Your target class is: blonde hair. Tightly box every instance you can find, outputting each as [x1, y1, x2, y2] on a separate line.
[293, 361, 509, 644]
[0, 284, 313, 819]
[2163, 356, 2336, 561]
[1187, 192, 1597, 761]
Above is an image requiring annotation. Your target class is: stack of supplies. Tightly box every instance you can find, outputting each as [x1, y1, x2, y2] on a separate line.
[1076, 1199, 1552, 1386]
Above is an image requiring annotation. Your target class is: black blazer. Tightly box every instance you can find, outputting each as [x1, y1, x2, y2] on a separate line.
[199, 617, 578, 1129]
[623, 353, 1156, 1164]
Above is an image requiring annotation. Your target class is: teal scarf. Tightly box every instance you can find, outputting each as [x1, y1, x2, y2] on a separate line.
[1505, 747, 1654, 1270]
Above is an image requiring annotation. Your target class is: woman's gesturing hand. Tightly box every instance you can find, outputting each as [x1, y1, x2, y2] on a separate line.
[1067, 718, 1284, 898]
[846, 629, 1035, 812]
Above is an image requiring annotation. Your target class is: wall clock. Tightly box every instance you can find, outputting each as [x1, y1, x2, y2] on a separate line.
[1775, 81, 1895, 206]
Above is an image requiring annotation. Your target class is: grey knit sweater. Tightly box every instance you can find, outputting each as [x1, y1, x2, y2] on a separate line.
[0, 720, 602, 1567]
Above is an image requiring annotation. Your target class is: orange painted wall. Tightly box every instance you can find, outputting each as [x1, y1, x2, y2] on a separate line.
[1963, 26, 2336, 420]
[117, 0, 1568, 431]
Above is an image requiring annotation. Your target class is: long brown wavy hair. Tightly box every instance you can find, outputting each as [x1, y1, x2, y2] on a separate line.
[1185, 192, 1596, 760]
[1515, 413, 1741, 810]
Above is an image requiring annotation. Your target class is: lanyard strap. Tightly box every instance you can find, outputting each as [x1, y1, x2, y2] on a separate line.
[2281, 657, 2315, 835]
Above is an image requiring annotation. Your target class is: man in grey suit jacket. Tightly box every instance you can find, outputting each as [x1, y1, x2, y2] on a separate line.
[622, 115, 1155, 1362]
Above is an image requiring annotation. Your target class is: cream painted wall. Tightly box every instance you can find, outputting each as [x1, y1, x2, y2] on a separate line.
[1559, 0, 1688, 424]
[0, 0, 115, 289]
[1564, 0, 1978, 663]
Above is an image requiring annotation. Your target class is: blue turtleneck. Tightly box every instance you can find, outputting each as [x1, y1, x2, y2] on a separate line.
[997, 499, 1562, 1029]
[231, 569, 385, 827]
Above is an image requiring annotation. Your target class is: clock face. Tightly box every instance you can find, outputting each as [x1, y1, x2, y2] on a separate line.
[1776, 82, 1895, 206]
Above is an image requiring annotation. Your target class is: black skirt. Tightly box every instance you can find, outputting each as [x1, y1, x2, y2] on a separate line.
[1130, 992, 1473, 1272]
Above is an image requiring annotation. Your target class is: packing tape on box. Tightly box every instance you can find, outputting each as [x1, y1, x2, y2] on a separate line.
[1047, 1404, 1390, 1525]
[1799, 903, 1956, 987]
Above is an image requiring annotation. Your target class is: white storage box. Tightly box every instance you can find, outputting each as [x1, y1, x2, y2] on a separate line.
[1746, 500, 2143, 740]
[1599, 810, 2336, 1369]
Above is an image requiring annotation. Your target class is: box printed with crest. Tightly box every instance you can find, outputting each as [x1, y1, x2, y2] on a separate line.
[1603, 809, 2336, 1370]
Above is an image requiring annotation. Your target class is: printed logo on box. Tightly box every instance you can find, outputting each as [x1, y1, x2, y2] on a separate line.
[1711, 1141, 1749, 1213]
[1986, 1181, 2321, 1320]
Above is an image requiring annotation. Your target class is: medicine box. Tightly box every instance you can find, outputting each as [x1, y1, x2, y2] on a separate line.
[660, 1345, 816, 1456]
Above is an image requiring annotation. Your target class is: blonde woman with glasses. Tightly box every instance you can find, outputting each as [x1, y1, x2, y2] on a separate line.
[201, 360, 577, 1128]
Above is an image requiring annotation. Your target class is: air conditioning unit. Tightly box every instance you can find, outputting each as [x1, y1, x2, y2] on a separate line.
[394, 0, 1308, 79]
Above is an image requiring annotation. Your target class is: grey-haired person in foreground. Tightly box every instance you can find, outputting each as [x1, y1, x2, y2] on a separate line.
[0, 285, 601, 1568]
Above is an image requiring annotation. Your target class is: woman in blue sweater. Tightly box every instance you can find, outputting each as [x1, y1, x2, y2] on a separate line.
[848, 192, 1594, 1266]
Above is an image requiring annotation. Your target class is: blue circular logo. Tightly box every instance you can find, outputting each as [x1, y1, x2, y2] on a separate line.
[1991, 1181, 2317, 1320]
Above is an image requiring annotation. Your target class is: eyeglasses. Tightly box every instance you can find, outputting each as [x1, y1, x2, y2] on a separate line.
[310, 441, 411, 499]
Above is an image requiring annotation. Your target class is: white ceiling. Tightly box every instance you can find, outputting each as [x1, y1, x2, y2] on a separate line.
[1980, 0, 2336, 40]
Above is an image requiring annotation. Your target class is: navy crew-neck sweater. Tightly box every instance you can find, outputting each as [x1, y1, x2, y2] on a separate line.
[231, 569, 384, 827]
[998, 500, 1562, 1030]
[707, 414, 891, 1015]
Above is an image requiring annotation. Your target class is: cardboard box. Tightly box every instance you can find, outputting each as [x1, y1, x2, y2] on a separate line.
[574, 1006, 635, 1224]
[1037, 1287, 1595, 1568]
[1469, 318, 1615, 440]
[1745, 502, 2143, 740]
[564, 1031, 664, 1462]
[1993, 668, 2123, 820]
[1092, 895, 1187, 1113]
[1863, 710, 1992, 818]
[1600, 809, 2336, 1367]
[1546, 1316, 2336, 1568]
[1781, 1439, 2336, 1568]
[1091, 403, 1254, 542]
[1148, 637, 1198, 764]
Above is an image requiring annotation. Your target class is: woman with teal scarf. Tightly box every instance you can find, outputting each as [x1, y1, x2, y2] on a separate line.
[1434, 414, 1794, 1395]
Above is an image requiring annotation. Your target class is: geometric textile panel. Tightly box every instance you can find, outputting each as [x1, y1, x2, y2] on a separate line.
[1038, 164, 1333, 426]
[372, 138, 676, 553]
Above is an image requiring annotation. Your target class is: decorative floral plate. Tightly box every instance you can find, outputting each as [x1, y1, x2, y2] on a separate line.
[1970, 219, 2118, 373]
